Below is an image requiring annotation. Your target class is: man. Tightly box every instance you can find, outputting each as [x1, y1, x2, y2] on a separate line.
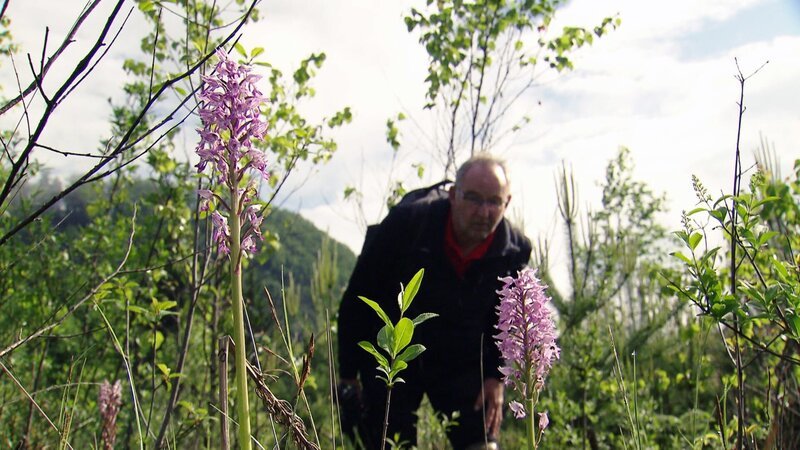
[337, 154, 532, 449]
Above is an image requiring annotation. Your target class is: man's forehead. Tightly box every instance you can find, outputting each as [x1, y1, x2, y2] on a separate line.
[461, 162, 509, 189]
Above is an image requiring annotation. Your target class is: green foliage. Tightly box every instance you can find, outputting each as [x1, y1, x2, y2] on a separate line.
[385, 113, 406, 153]
[0, 0, 351, 447]
[259, 52, 351, 179]
[533, 148, 719, 448]
[666, 157, 800, 448]
[0, 168, 356, 448]
[358, 269, 437, 387]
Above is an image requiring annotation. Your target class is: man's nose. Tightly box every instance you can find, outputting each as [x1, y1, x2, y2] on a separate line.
[476, 202, 494, 216]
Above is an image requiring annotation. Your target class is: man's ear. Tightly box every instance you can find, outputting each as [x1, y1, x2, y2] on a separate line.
[448, 185, 457, 202]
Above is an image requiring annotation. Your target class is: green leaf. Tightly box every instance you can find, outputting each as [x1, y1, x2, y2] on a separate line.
[157, 363, 171, 376]
[392, 318, 414, 356]
[673, 230, 689, 244]
[397, 344, 425, 363]
[391, 359, 408, 376]
[788, 314, 800, 340]
[149, 331, 165, 351]
[411, 312, 438, 326]
[127, 305, 148, 315]
[709, 207, 728, 222]
[359, 296, 392, 327]
[234, 42, 247, 58]
[139, 1, 155, 12]
[401, 269, 425, 314]
[154, 299, 178, 313]
[772, 257, 790, 282]
[377, 325, 394, 355]
[756, 231, 778, 247]
[358, 341, 388, 368]
[670, 252, 692, 266]
[688, 232, 703, 251]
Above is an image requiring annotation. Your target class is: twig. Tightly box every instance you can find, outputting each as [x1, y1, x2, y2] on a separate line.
[0, 0, 125, 210]
[22, 339, 50, 448]
[0, 0, 9, 22]
[326, 310, 346, 449]
[154, 178, 212, 448]
[730, 58, 768, 447]
[33, 143, 117, 159]
[0, 1, 103, 115]
[59, 6, 136, 103]
[27, 40, 51, 104]
[219, 335, 232, 450]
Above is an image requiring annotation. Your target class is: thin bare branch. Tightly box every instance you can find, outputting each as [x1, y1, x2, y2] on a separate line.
[0, 0, 9, 22]
[0, 0, 260, 247]
[0, 0, 126, 210]
[59, 6, 135, 102]
[33, 143, 116, 160]
[0, 0, 103, 115]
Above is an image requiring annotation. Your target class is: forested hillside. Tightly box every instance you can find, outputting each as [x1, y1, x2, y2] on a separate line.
[12, 174, 357, 332]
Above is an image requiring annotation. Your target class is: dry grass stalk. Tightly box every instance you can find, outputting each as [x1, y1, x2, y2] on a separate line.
[246, 362, 320, 450]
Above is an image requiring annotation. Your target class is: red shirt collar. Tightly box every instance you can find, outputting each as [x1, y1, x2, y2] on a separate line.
[444, 212, 496, 278]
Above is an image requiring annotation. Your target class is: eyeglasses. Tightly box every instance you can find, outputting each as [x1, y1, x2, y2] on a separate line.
[458, 190, 508, 210]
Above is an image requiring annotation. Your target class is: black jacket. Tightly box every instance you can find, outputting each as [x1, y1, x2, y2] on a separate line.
[337, 195, 532, 384]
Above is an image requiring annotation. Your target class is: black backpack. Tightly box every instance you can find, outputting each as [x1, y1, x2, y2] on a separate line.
[361, 180, 452, 254]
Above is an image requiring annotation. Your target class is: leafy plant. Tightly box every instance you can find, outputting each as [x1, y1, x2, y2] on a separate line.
[666, 64, 799, 449]
[357, 268, 437, 450]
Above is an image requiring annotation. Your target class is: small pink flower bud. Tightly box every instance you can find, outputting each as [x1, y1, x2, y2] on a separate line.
[538, 411, 549, 431]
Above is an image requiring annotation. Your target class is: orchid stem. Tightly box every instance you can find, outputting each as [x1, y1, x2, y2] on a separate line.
[230, 185, 252, 450]
[527, 397, 536, 450]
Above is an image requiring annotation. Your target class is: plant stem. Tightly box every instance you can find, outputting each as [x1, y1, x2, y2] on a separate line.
[381, 386, 393, 450]
[220, 336, 231, 450]
[230, 188, 252, 450]
[527, 396, 536, 450]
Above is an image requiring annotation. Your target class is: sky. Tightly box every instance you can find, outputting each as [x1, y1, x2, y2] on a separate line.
[2, 0, 799, 285]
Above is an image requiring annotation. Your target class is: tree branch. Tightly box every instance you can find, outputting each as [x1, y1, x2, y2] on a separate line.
[0, 0, 260, 247]
[0, 0, 102, 116]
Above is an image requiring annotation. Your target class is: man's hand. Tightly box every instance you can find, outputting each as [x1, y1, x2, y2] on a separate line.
[337, 378, 362, 403]
[337, 378, 363, 435]
[473, 377, 504, 438]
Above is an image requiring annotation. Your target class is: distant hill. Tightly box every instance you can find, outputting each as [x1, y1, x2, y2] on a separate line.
[16, 176, 358, 331]
[244, 207, 357, 330]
